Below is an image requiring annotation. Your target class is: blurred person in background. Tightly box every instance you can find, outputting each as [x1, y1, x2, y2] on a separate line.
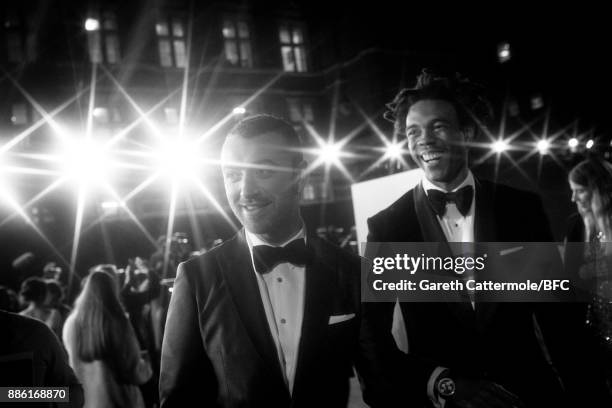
[63, 270, 152, 408]
[565, 156, 612, 391]
[86, 264, 121, 294]
[0, 284, 20, 312]
[19, 276, 62, 335]
[1, 309, 84, 407]
[149, 233, 192, 354]
[45, 279, 72, 339]
[121, 257, 162, 408]
[43, 261, 65, 283]
[149, 233, 191, 281]
[120, 257, 161, 348]
[88, 261, 161, 407]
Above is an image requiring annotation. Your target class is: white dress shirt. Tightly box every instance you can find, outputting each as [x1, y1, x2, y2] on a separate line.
[422, 171, 476, 243]
[423, 171, 477, 305]
[245, 228, 306, 394]
[422, 171, 476, 407]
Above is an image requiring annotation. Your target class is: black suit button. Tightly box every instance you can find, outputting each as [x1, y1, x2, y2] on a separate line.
[280, 318, 286, 324]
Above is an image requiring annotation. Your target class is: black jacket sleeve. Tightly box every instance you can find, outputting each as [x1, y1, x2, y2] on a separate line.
[159, 262, 220, 408]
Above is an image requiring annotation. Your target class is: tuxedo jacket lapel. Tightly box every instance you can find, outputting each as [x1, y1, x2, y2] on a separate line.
[413, 183, 476, 325]
[474, 178, 497, 242]
[473, 179, 501, 329]
[218, 230, 287, 388]
[291, 236, 335, 401]
[414, 183, 448, 246]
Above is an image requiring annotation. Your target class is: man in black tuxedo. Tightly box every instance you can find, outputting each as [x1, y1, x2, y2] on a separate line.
[359, 71, 608, 407]
[159, 115, 361, 407]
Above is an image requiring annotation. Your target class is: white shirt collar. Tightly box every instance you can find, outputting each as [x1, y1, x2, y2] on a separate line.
[245, 224, 306, 251]
[422, 169, 475, 195]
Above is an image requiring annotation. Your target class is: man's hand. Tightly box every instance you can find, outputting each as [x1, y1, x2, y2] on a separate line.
[449, 377, 525, 408]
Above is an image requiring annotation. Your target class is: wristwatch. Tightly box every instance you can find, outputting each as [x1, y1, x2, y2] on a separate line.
[436, 374, 456, 399]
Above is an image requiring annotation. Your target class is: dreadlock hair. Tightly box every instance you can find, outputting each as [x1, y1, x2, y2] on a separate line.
[384, 69, 493, 138]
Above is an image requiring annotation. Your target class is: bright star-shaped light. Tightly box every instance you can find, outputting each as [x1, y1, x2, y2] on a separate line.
[536, 139, 550, 155]
[154, 138, 201, 183]
[320, 142, 342, 165]
[492, 139, 509, 153]
[385, 142, 404, 160]
[59, 138, 111, 187]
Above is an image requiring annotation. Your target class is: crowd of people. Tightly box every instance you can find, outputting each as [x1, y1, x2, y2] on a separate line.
[1, 70, 611, 408]
[0, 234, 210, 407]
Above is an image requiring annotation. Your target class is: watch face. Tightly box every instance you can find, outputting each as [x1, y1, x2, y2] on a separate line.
[438, 377, 456, 397]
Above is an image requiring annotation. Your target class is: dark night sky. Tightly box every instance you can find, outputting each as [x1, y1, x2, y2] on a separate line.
[301, 1, 612, 134]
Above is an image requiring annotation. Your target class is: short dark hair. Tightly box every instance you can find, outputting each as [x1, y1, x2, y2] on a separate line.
[384, 69, 493, 137]
[227, 114, 304, 164]
[45, 279, 64, 302]
[20, 277, 47, 304]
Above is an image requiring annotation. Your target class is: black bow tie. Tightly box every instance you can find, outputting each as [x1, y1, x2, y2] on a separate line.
[252, 239, 312, 274]
[427, 185, 474, 217]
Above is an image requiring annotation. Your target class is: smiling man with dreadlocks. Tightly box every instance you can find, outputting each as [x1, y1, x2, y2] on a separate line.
[357, 69, 611, 407]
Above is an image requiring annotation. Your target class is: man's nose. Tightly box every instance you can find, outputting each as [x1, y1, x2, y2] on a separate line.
[416, 128, 437, 145]
[239, 171, 259, 199]
[571, 191, 577, 202]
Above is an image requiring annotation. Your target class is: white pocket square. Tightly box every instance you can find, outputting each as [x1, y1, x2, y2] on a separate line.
[328, 313, 355, 325]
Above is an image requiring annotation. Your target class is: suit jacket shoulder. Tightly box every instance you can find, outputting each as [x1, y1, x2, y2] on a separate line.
[478, 178, 540, 205]
[367, 188, 420, 242]
[311, 235, 361, 271]
[365, 177, 552, 243]
[477, 178, 553, 242]
[179, 233, 238, 274]
[175, 233, 244, 299]
[307, 235, 362, 307]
